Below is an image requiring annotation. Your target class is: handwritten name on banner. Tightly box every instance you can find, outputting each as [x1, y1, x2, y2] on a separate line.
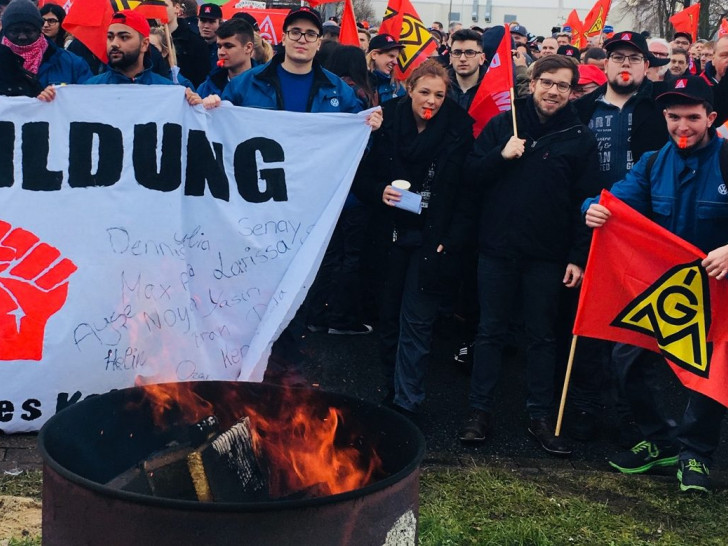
[0, 85, 372, 433]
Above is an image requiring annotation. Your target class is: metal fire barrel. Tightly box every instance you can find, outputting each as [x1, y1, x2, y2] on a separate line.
[39, 382, 425, 546]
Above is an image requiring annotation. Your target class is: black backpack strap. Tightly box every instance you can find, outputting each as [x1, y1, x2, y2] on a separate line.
[643, 149, 660, 182]
[720, 139, 728, 183]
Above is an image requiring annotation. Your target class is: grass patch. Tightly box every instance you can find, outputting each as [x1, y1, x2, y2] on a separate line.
[4, 466, 728, 544]
[0, 470, 42, 500]
[419, 465, 728, 545]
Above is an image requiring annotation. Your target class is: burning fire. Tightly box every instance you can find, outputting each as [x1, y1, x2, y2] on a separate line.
[135, 382, 384, 499]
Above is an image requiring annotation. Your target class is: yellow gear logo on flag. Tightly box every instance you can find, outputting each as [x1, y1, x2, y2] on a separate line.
[112, 0, 141, 10]
[397, 14, 435, 71]
[586, 9, 604, 35]
[611, 261, 712, 377]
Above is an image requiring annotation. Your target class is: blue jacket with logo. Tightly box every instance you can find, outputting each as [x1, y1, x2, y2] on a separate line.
[221, 52, 362, 112]
[37, 39, 92, 86]
[370, 69, 405, 105]
[582, 134, 728, 253]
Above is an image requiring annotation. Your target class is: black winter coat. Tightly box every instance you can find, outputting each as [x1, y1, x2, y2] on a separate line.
[467, 96, 601, 267]
[573, 79, 669, 164]
[353, 96, 475, 293]
[0, 44, 42, 97]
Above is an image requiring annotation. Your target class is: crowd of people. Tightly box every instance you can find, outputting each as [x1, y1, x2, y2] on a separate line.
[1, 0, 728, 493]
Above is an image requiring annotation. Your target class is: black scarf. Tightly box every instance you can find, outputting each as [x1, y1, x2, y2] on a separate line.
[391, 96, 450, 191]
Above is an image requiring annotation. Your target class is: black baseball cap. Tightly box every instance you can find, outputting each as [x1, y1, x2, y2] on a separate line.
[368, 33, 404, 52]
[510, 24, 528, 37]
[656, 76, 714, 106]
[673, 31, 693, 44]
[604, 31, 649, 57]
[232, 11, 259, 32]
[283, 6, 323, 34]
[557, 44, 581, 61]
[198, 3, 222, 20]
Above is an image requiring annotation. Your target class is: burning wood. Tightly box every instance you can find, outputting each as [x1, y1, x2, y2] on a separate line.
[108, 415, 267, 503]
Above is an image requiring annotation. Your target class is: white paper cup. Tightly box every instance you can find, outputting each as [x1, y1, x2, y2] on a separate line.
[391, 179, 411, 191]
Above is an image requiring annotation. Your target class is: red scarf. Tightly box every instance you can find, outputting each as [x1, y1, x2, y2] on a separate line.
[2, 35, 48, 74]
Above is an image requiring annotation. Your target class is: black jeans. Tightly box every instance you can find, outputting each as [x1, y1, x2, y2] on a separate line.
[469, 255, 563, 419]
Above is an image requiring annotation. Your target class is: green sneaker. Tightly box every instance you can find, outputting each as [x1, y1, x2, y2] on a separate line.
[678, 459, 712, 493]
[608, 440, 679, 474]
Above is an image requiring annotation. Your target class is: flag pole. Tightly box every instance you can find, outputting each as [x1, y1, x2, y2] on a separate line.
[509, 87, 518, 139]
[555, 334, 579, 437]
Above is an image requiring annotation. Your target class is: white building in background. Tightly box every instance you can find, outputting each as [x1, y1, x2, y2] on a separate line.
[367, 0, 641, 39]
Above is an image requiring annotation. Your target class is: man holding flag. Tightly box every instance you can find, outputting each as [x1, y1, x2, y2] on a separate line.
[459, 55, 601, 455]
[583, 76, 727, 493]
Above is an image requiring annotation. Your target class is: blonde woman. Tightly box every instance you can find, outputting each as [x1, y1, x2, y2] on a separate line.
[366, 33, 406, 104]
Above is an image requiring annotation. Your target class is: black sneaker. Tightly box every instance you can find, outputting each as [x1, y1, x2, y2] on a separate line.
[528, 417, 572, 456]
[608, 440, 679, 474]
[328, 323, 374, 335]
[569, 410, 598, 442]
[678, 459, 712, 493]
[459, 409, 492, 443]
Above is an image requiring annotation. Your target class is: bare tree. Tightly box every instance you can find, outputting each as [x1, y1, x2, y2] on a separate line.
[617, 0, 728, 38]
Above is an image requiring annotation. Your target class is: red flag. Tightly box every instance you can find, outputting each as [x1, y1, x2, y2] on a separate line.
[574, 190, 728, 407]
[468, 25, 513, 138]
[62, 0, 114, 64]
[564, 9, 584, 49]
[338, 0, 359, 47]
[218, 5, 289, 44]
[378, 0, 436, 80]
[305, 0, 340, 6]
[134, 0, 168, 23]
[720, 17, 728, 37]
[582, 0, 611, 38]
[670, 3, 701, 42]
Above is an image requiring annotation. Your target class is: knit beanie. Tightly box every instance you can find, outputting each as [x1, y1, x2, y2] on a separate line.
[2, 0, 44, 31]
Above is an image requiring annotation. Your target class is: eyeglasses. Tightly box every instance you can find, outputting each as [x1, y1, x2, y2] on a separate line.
[650, 51, 669, 58]
[285, 29, 321, 43]
[451, 49, 480, 58]
[536, 77, 571, 93]
[42, 18, 59, 25]
[609, 53, 645, 64]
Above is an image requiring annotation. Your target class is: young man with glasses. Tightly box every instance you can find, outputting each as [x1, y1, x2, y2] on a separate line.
[221, 7, 363, 113]
[459, 54, 600, 456]
[567, 32, 669, 443]
[447, 29, 485, 111]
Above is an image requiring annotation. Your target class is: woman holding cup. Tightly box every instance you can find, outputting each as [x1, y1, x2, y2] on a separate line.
[354, 59, 475, 418]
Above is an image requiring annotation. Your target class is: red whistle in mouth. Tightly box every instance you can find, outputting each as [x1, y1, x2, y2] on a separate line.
[423, 108, 433, 120]
[678, 136, 689, 149]
[217, 59, 225, 67]
[620, 72, 630, 82]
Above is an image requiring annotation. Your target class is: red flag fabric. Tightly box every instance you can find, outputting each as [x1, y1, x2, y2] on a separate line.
[305, 0, 341, 6]
[338, 0, 359, 47]
[670, 3, 701, 42]
[564, 9, 584, 49]
[720, 17, 728, 37]
[574, 190, 728, 407]
[134, 0, 168, 23]
[378, 0, 437, 80]
[582, 0, 611, 38]
[219, 5, 289, 44]
[62, 0, 114, 64]
[468, 25, 513, 138]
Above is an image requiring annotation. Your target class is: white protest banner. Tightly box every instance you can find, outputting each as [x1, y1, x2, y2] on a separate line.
[0, 85, 372, 433]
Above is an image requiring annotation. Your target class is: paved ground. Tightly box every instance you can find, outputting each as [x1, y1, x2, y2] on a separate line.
[3, 323, 728, 485]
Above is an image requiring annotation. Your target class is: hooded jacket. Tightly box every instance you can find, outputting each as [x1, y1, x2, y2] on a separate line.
[36, 38, 92, 86]
[467, 96, 601, 267]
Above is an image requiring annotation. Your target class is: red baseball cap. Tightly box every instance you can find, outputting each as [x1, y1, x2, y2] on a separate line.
[110, 10, 151, 38]
[577, 64, 607, 86]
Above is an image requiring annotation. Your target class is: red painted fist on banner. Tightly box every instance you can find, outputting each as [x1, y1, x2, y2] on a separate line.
[0, 221, 77, 360]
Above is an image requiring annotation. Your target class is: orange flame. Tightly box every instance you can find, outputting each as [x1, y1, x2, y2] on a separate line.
[137, 382, 384, 498]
